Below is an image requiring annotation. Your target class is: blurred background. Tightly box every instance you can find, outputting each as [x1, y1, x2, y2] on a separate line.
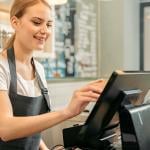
[0, 0, 148, 80]
[0, 0, 150, 148]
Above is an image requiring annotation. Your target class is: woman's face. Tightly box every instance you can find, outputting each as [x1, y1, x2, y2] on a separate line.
[14, 2, 52, 51]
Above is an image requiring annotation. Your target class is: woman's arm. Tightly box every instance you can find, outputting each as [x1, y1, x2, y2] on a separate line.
[0, 79, 105, 142]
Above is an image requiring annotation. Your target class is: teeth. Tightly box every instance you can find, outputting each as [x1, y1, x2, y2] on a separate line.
[35, 36, 44, 41]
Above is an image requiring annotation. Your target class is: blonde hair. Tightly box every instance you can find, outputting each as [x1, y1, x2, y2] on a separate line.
[4, 0, 51, 49]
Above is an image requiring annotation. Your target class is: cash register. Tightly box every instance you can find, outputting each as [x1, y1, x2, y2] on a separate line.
[63, 70, 150, 150]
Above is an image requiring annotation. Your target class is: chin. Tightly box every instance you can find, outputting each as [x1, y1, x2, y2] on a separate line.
[34, 45, 45, 51]
[36, 47, 44, 51]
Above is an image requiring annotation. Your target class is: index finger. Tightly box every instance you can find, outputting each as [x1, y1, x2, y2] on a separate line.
[89, 79, 105, 84]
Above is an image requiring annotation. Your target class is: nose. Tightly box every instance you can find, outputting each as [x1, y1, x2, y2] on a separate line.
[40, 25, 51, 34]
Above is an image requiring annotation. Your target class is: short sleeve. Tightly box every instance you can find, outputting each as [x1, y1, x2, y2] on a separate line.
[0, 65, 8, 91]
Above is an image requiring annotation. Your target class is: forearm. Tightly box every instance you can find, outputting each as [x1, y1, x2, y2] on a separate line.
[0, 109, 71, 141]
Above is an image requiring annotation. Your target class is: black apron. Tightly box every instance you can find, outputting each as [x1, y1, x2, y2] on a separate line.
[0, 48, 51, 150]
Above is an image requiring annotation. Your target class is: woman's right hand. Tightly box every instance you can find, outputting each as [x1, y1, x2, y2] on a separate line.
[63, 79, 106, 118]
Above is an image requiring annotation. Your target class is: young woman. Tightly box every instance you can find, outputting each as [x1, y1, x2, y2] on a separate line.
[0, 0, 105, 149]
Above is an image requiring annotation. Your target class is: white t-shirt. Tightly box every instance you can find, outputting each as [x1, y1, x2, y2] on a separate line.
[0, 54, 48, 97]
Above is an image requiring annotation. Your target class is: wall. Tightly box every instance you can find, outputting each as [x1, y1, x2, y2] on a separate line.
[140, 0, 150, 71]
[99, 0, 124, 77]
[141, 0, 150, 2]
[0, 11, 9, 24]
[98, 0, 140, 77]
[123, 0, 140, 70]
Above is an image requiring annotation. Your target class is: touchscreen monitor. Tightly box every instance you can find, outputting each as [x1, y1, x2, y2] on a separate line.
[77, 70, 150, 145]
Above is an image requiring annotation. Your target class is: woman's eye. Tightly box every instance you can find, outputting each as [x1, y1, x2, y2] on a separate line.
[47, 24, 52, 28]
[33, 21, 41, 25]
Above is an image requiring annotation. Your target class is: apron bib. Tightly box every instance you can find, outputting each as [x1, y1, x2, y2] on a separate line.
[0, 48, 51, 150]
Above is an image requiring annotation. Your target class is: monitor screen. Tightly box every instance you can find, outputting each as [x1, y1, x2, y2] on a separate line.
[76, 70, 150, 147]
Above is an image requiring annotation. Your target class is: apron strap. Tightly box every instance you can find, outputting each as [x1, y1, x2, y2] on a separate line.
[7, 48, 17, 94]
[32, 58, 51, 111]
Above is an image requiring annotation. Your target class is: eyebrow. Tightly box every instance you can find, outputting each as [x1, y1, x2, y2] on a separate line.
[32, 17, 53, 22]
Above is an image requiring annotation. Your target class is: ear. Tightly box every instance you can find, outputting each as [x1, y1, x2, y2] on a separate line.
[10, 16, 20, 31]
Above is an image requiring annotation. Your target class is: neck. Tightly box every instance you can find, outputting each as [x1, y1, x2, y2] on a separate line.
[13, 40, 33, 65]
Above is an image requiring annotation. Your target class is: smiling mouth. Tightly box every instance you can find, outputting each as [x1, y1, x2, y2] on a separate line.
[33, 35, 46, 42]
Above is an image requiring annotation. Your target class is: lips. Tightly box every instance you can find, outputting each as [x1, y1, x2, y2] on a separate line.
[33, 35, 46, 42]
